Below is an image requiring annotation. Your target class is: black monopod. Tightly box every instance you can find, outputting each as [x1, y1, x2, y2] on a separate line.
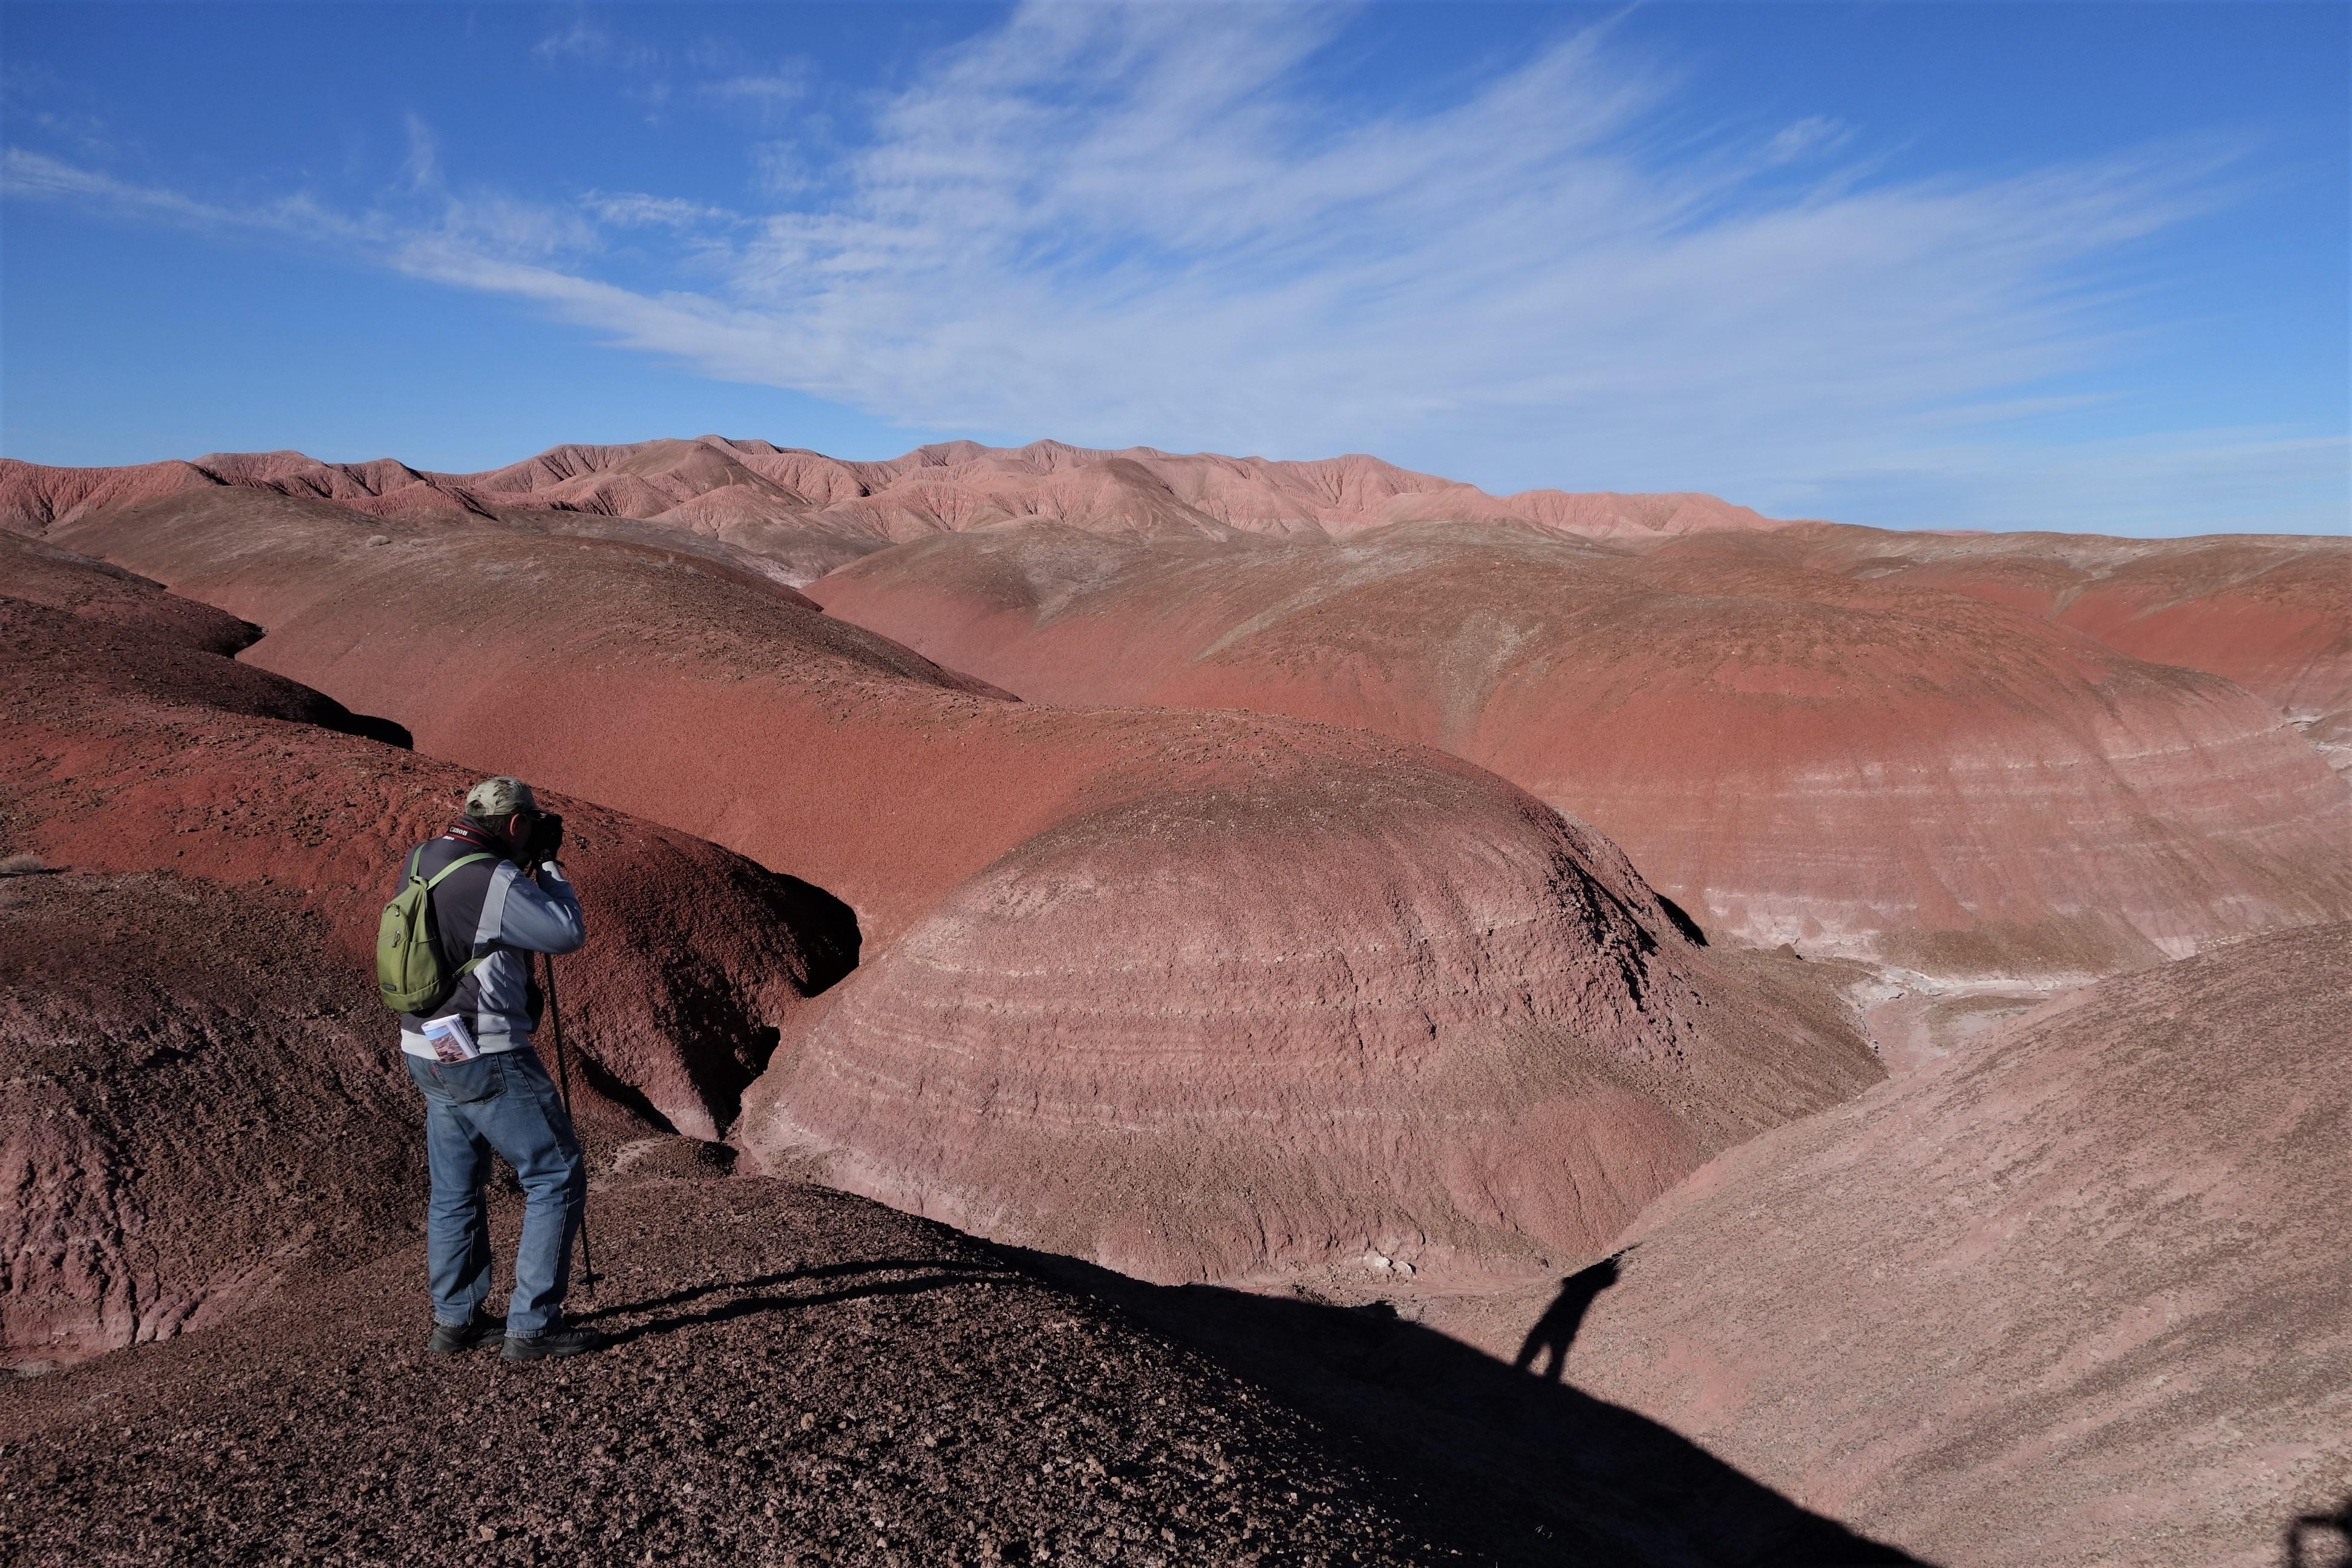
[540, 950, 598, 1296]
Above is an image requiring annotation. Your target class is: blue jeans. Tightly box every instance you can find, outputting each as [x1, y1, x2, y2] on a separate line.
[405, 1048, 585, 1336]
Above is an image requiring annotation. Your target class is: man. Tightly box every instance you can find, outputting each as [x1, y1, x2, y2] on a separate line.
[397, 776, 601, 1361]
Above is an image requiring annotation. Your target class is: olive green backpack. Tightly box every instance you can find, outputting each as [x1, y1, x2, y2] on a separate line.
[376, 848, 496, 1014]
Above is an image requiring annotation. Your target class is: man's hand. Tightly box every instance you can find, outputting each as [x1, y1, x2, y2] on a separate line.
[520, 811, 565, 867]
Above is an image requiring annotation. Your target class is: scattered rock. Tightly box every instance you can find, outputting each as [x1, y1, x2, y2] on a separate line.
[610, 1137, 739, 1182]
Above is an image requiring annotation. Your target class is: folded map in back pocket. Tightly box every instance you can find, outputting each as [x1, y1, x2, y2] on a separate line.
[422, 1014, 479, 1063]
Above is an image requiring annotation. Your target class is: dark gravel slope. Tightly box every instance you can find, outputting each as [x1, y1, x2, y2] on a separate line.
[0, 1178, 1484, 1567]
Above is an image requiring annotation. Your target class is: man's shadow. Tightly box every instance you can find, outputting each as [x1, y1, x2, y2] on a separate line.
[571, 1256, 1014, 1344]
[1012, 1240, 1932, 1566]
[1514, 1250, 1626, 1382]
[2287, 1495, 2352, 1568]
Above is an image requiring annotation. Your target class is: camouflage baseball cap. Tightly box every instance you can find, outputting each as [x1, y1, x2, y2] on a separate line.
[463, 776, 541, 818]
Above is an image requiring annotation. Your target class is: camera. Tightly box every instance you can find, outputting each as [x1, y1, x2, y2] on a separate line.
[521, 811, 565, 866]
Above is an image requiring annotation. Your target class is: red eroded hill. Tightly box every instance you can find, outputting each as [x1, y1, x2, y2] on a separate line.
[0, 457, 222, 530]
[19, 491, 1880, 1290]
[806, 521, 2352, 982]
[35, 485, 1047, 946]
[0, 555, 846, 1140]
[738, 770, 1883, 1285]
[1, 866, 430, 1367]
[24, 454, 2338, 985]
[2, 540, 867, 1364]
[1759, 524, 2352, 773]
[0, 439, 1784, 589]
[783, 440, 1776, 541]
[1538, 921, 2352, 1568]
[2, 529, 259, 653]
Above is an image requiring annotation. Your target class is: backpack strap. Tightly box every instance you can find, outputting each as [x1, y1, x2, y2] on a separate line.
[422, 851, 496, 891]
[419, 849, 500, 990]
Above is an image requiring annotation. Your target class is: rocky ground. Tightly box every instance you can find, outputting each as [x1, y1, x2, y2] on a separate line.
[0, 1178, 1490, 1567]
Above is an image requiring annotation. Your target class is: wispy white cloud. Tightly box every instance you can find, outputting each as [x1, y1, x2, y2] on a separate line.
[397, 113, 439, 193]
[613, 4, 2244, 506]
[1, 145, 350, 237]
[1, 136, 590, 263]
[747, 139, 815, 198]
[531, 18, 658, 73]
[702, 65, 810, 106]
[1765, 115, 1853, 163]
[3, 3, 2316, 532]
[532, 14, 671, 122]
[582, 191, 736, 230]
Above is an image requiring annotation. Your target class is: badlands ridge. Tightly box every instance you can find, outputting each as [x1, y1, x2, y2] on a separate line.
[3, 436, 2347, 1567]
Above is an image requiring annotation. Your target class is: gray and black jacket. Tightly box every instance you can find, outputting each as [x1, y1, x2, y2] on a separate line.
[395, 822, 587, 1060]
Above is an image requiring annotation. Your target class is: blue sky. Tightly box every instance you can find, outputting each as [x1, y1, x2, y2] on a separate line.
[2, 2, 2345, 537]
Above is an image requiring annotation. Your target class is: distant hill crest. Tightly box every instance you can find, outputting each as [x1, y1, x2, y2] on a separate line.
[0, 435, 1783, 545]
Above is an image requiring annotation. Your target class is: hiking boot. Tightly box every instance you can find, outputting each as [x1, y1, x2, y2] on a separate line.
[501, 1321, 607, 1362]
[426, 1311, 508, 1355]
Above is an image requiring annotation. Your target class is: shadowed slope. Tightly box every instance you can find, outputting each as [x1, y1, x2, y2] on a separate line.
[1042, 1247, 1928, 1567]
[1, 530, 259, 655]
[1543, 922, 2352, 1567]
[807, 522, 2352, 982]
